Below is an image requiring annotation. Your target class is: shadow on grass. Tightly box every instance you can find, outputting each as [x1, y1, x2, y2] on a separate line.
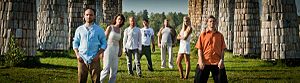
[226, 68, 299, 72]
[0, 63, 77, 70]
[35, 63, 77, 70]
[36, 50, 76, 59]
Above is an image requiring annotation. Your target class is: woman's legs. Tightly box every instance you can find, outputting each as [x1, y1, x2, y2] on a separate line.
[184, 54, 191, 79]
[176, 53, 184, 79]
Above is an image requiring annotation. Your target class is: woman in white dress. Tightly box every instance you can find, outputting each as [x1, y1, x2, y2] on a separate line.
[100, 14, 125, 83]
[176, 16, 193, 79]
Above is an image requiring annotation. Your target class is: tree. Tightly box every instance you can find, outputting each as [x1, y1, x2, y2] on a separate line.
[142, 9, 149, 20]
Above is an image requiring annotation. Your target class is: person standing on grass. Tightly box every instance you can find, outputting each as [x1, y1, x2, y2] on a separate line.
[100, 14, 125, 83]
[73, 8, 107, 83]
[123, 16, 143, 77]
[157, 19, 176, 69]
[139, 19, 155, 71]
[176, 16, 192, 79]
[194, 15, 228, 83]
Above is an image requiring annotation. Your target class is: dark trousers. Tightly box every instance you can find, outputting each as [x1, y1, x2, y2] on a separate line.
[194, 65, 228, 83]
[140, 45, 153, 70]
[125, 49, 141, 76]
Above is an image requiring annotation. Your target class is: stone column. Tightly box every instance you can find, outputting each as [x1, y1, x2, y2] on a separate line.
[68, 0, 84, 49]
[261, 0, 300, 60]
[37, 0, 68, 51]
[0, 0, 37, 56]
[188, 0, 203, 42]
[103, 0, 122, 25]
[233, 0, 260, 57]
[200, 0, 219, 30]
[218, 0, 235, 51]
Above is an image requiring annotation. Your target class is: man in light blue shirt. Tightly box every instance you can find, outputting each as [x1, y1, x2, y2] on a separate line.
[73, 8, 107, 83]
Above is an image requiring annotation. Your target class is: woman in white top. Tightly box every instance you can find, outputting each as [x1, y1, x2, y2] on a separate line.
[100, 14, 125, 83]
[176, 16, 193, 79]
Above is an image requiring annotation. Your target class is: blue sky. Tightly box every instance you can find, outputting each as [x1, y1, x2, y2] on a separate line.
[123, 0, 188, 14]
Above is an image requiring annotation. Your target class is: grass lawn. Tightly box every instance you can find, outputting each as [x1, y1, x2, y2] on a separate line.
[1, 47, 300, 83]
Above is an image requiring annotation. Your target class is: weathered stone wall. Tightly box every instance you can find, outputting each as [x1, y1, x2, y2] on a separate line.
[0, 0, 37, 56]
[188, 0, 202, 31]
[67, 0, 84, 49]
[218, 0, 235, 51]
[200, 0, 219, 30]
[37, 0, 68, 50]
[261, 0, 300, 60]
[103, 0, 122, 25]
[233, 0, 260, 56]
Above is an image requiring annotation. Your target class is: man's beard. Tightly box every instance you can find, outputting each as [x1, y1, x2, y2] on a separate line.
[85, 19, 94, 23]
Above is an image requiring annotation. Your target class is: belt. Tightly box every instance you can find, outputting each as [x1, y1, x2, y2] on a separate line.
[142, 45, 150, 47]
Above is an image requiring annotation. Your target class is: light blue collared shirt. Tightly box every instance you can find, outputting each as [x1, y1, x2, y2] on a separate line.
[73, 23, 107, 64]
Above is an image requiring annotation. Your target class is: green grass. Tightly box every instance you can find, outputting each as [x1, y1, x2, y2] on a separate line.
[1, 47, 300, 83]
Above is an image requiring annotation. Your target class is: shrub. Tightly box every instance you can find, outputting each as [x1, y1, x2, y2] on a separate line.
[3, 37, 26, 67]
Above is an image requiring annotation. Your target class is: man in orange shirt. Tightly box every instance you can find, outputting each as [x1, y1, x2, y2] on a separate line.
[194, 15, 228, 83]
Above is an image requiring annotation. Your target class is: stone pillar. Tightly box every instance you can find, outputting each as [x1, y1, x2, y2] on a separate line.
[68, 0, 84, 49]
[96, 0, 103, 23]
[233, 0, 260, 57]
[200, 0, 219, 30]
[261, 0, 300, 60]
[103, 0, 122, 25]
[0, 0, 37, 56]
[37, 0, 68, 51]
[218, 0, 235, 51]
[188, 0, 203, 39]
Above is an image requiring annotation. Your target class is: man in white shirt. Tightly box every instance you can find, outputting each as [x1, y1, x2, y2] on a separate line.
[123, 16, 142, 77]
[158, 19, 176, 69]
[139, 19, 155, 71]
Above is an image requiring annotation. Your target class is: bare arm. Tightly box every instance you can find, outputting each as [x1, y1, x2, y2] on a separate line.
[183, 27, 193, 40]
[176, 29, 183, 40]
[123, 28, 128, 51]
[198, 49, 205, 70]
[157, 28, 163, 46]
[151, 34, 155, 52]
[197, 49, 204, 65]
[105, 26, 112, 38]
[119, 35, 123, 57]
[218, 49, 225, 69]
[138, 29, 142, 51]
[73, 48, 80, 58]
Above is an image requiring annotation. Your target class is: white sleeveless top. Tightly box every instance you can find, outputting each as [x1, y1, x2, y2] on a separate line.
[178, 29, 191, 54]
[107, 25, 121, 46]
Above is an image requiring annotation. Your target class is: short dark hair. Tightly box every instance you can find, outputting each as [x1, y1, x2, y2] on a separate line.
[208, 15, 216, 20]
[111, 14, 125, 27]
[143, 19, 149, 23]
[84, 8, 96, 15]
[205, 15, 216, 23]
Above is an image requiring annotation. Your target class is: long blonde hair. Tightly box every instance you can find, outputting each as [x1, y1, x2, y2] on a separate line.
[181, 16, 191, 31]
[180, 16, 192, 39]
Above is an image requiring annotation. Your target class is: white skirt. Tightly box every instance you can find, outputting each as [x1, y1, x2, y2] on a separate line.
[178, 40, 190, 54]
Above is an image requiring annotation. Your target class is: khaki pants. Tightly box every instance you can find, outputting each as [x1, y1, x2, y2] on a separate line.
[78, 60, 100, 83]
